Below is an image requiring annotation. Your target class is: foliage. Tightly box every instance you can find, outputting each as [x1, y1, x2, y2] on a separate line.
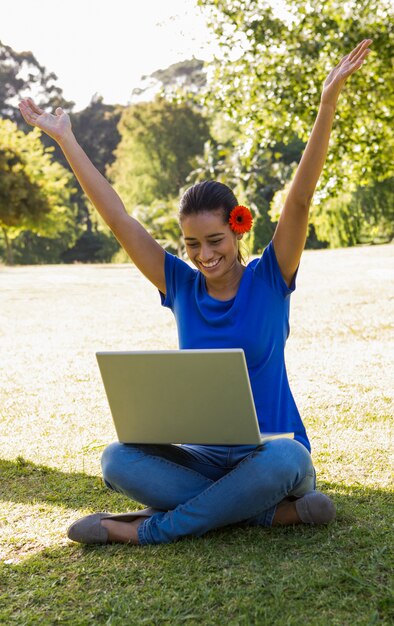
[311, 191, 358, 248]
[109, 97, 211, 212]
[350, 177, 394, 244]
[133, 199, 183, 257]
[252, 199, 276, 252]
[44, 94, 123, 223]
[132, 58, 207, 102]
[0, 42, 121, 263]
[199, 0, 393, 188]
[51, 95, 124, 262]
[187, 135, 316, 252]
[60, 229, 120, 263]
[0, 119, 77, 264]
[16, 96, 123, 263]
[271, 175, 394, 247]
[58, 95, 123, 179]
[198, 0, 394, 246]
[3, 231, 76, 265]
[186, 139, 242, 188]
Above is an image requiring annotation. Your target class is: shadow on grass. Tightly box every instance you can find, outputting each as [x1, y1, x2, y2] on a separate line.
[2, 530, 390, 626]
[1, 457, 393, 624]
[1, 455, 392, 519]
[0, 456, 133, 512]
[1, 460, 393, 626]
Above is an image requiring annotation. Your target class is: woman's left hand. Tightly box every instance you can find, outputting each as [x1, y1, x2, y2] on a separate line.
[321, 39, 372, 107]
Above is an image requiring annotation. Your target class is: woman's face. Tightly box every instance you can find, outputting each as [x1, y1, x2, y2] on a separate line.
[181, 210, 242, 278]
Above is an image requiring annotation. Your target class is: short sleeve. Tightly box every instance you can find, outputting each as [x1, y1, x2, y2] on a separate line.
[253, 240, 298, 298]
[159, 251, 197, 309]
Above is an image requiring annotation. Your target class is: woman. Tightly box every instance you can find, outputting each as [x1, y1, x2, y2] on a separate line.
[19, 39, 372, 546]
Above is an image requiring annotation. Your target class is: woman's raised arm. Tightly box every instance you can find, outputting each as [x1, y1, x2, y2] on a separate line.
[18, 98, 166, 293]
[272, 39, 372, 287]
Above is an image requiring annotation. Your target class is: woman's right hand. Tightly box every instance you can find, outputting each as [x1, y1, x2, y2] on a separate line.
[18, 98, 72, 144]
[19, 101, 166, 292]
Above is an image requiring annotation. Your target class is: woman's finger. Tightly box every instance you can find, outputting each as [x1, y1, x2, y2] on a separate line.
[340, 48, 371, 79]
[18, 108, 32, 125]
[347, 39, 372, 64]
[336, 41, 371, 78]
[349, 48, 371, 70]
[335, 53, 350, 69]
[19, 109, 35, 125]
[337, 41, 363, 67]
[347, 40, 366, 62]
[26, 97, 44, 116]
[19, 102, 39, 125]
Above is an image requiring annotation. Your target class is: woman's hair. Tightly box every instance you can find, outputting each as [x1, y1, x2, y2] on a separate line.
[179, 180, 238, 222]
[179, 181, 245, 264]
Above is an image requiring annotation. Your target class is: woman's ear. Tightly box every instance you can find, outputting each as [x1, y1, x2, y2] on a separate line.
[236, 233, 244, 241]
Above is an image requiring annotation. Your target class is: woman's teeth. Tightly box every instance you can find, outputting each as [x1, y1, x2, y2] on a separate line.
[200, 258, 221, 268]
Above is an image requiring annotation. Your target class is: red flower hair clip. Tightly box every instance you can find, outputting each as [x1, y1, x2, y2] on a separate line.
[228, 205, 253, 234]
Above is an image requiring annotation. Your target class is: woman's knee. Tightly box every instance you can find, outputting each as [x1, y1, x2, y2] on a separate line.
[100, 441, 141, 488]
[101, 441, 121, 471]
[100, 442, 121, 488]
[261, 438, 314, 484]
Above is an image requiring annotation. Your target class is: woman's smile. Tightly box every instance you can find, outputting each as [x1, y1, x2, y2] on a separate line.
[198, 257, 223, 270]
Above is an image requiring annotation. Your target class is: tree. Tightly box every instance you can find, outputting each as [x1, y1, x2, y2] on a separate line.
[198, 0, 394, 244]
[109, 97, 211, 209]
[132, 58, 207, 103]
[0, 119, 77, 264]
[350, 178, 394, 244]
[12, 95, 124, 263]
[270, 173, 394, 247]
[48, 95, 124, 262]
[186, 134, 310, 252]
[71, 95, 122, 176]
[0, 41, 81, 263]
[133, 199, 182, 257]
[108, 97, 210, 255]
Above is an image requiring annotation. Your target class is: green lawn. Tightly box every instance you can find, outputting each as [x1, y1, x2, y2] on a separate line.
[1, 244, 393, 625]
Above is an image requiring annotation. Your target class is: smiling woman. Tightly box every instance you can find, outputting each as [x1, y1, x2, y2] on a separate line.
[17, 37, 372, 548]
[179, 183, 250, 299]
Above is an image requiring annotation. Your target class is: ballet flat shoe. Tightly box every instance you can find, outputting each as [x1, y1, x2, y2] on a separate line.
[295, 491, 336, 525]
[67, 507, 160, 544]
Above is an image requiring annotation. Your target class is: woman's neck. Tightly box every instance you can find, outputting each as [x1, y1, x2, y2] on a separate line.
[205, 262, 245, 301]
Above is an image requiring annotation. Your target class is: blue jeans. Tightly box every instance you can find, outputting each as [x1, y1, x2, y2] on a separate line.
[101, 439, 316, 545]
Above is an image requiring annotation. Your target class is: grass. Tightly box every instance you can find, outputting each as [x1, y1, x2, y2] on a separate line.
[0, 244, 393, 625]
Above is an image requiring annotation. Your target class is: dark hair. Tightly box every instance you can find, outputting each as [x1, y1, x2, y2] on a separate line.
[179, 180, 238, 221]
[179, 181, 245, 263]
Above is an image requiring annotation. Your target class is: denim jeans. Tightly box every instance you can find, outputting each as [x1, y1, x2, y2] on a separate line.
[101, 438, 316, 545]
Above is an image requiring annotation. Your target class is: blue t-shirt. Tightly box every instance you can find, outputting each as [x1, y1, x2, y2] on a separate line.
[160, 240, 310, 451]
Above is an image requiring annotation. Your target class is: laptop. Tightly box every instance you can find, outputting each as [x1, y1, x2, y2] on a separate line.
[96, 349, 294, 445]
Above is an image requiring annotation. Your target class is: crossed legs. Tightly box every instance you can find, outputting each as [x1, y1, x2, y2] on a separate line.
[100, 438, 317, 545]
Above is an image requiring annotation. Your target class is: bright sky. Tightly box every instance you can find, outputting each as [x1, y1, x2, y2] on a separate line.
[2, 0, 290, 112]
[2, 0, 218, 110]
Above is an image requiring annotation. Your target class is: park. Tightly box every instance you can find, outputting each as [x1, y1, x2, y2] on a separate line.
[1, 244, 392, 623]
[1, 0, 393, 623]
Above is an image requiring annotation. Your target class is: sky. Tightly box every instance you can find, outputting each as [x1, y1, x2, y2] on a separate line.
[2, 0, 290, 112]
[2, 0, 219, 111]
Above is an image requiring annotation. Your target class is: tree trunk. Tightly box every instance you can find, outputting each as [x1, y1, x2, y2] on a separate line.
[2, 227, 13, 265]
